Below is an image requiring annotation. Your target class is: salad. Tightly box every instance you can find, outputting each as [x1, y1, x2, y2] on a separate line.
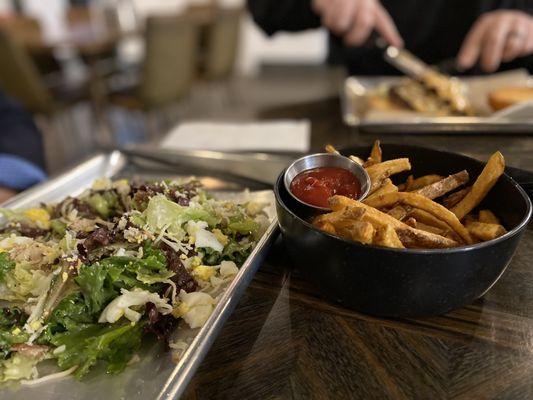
[0, 179, 268, 383]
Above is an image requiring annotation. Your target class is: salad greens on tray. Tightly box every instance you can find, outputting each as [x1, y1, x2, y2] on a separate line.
[0, 178, 268, 384]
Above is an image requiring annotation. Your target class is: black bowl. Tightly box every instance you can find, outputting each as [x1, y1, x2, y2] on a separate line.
[275, 144, 532, 317]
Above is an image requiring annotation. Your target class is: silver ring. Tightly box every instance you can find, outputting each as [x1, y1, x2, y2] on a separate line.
[508, 30, 526, 39]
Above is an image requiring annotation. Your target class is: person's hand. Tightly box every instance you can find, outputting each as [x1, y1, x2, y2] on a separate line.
[457, 10, 533, 72]
[312, 0, 403, 47]
[0, 186, 16, 204]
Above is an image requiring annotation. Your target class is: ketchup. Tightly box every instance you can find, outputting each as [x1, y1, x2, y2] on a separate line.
[290, 167, 361, 208]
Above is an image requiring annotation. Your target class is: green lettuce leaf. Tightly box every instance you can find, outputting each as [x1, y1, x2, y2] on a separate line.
[40, 292, 95, 343]
[51, 321, 143, 379]
[0, 253, 15, 283]
[0, 308, 29, 359]
[145, 195, 220, 235]
[202, 240, 254, 266]
[75, 244, 171, 314]
[75, 264, 116, 315]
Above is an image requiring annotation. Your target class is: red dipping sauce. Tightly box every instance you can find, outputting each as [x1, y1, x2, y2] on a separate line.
[290, 167, 361, 208]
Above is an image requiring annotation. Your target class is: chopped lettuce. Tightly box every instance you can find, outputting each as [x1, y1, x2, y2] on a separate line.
[0, 353, 39, 382]
[75, 244, 172, 314]
[0, 253, 15, 283]
[40, 292, 94, 342]
[0, 308, 28, 359]
[1, 263, 51, 301]
[51, 322, 143, 379]
[227, 216, 259, 235]
[202, 240, 254, 266]
[145, 195, 220, 235]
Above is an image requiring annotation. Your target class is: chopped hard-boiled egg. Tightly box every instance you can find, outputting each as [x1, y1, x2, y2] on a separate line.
[23, 209, 51, 230]
[192, 265, 216, 281]
[219, 261, 239, 277]
[178, 290, 215, 329]
[186, 221, 223, 252]
[98, 288, 172, 323]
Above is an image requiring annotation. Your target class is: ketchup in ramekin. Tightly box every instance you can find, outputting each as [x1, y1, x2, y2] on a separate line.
[289, 167, 361, 209]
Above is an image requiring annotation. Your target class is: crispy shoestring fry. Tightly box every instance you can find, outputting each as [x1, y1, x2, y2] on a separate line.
[402, 174, 444, 192]
[373, 225, 404, 248]
[414, 170, 469, 199]
[329, 196, 458, 248]
[442, 186, 471, 209]
[364, 179, 398, 203]
[478, 209, 500, 225]
[451, 151, 505, 220]
[365, 158, 411, 193]
[363, 192, 473, 244]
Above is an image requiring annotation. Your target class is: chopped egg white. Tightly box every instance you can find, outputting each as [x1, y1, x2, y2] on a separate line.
[186, 221, 223, 252]
[98, 288, 172, 323]
[178, 290, 215, 329]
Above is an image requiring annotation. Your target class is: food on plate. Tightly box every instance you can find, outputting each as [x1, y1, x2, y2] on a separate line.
[313, 142, 506, 249]
[0, 179, 268, 383]
[367, 72, 475, 117]
[488, 87, 533, 111]
[289, 167, 362, 209]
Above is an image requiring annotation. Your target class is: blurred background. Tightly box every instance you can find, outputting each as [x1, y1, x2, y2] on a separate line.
[0, 0, 340, 176]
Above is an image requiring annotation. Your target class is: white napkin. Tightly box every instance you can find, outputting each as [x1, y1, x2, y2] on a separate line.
[160, 120, 310, 152]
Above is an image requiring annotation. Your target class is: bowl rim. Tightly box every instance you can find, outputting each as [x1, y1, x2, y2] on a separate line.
[275, 146, 532, 255]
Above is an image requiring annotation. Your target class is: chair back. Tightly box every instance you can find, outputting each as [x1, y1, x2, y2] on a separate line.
[204, 9, 241, 80]
[139, 15, 199, 108]
[0, 30, 53, 114]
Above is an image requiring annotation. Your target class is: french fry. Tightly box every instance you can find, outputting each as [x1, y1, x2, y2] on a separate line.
[387, 205, 410, 221]
[325, 144, 340, 155]
[451, 152, 505, 220]
[337, 221, 375, 244]
[373, 225, 404, 248]
[442, 187, 471, 209]
[349, 155, 365, 165]
[370, 140, 382, 163]
[314, 220, 337, 235]
[363, 192, 473, 244]
[408, 208, 452, 232]
[400, 174, 444, 191]
[313, 207, 365, 227]
[404, 217, 417, 228]
[329, 196, 459, 248]
[365, 158, 411, 193]
[478, 209, 500, 225]
[416, 222, 445, 235]
[466, 221, 506, 241]
[364, 140, 383, 167]
[414, 170, 469, 200]
[364, 179, 398, 203]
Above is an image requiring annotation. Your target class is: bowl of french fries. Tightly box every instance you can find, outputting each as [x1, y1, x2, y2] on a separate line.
[275, 142, 532, 317]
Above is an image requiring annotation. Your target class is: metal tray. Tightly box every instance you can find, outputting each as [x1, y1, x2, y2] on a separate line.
[1, 151, 279, 400]
[341, 75, 533, 134]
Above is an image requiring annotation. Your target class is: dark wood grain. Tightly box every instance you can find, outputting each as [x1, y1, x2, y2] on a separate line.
[175, 69, 533, 400]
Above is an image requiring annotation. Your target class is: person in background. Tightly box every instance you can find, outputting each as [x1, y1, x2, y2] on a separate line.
[247, 0, 533, 75]
[0, 90, 46, 203]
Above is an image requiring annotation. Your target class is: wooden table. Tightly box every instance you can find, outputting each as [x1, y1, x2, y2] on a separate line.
[184, 96, 533, 399]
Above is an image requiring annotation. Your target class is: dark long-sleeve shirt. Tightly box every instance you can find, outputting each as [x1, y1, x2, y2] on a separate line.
[0, 90, 46, 190]
[248, 0, 533, 75]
